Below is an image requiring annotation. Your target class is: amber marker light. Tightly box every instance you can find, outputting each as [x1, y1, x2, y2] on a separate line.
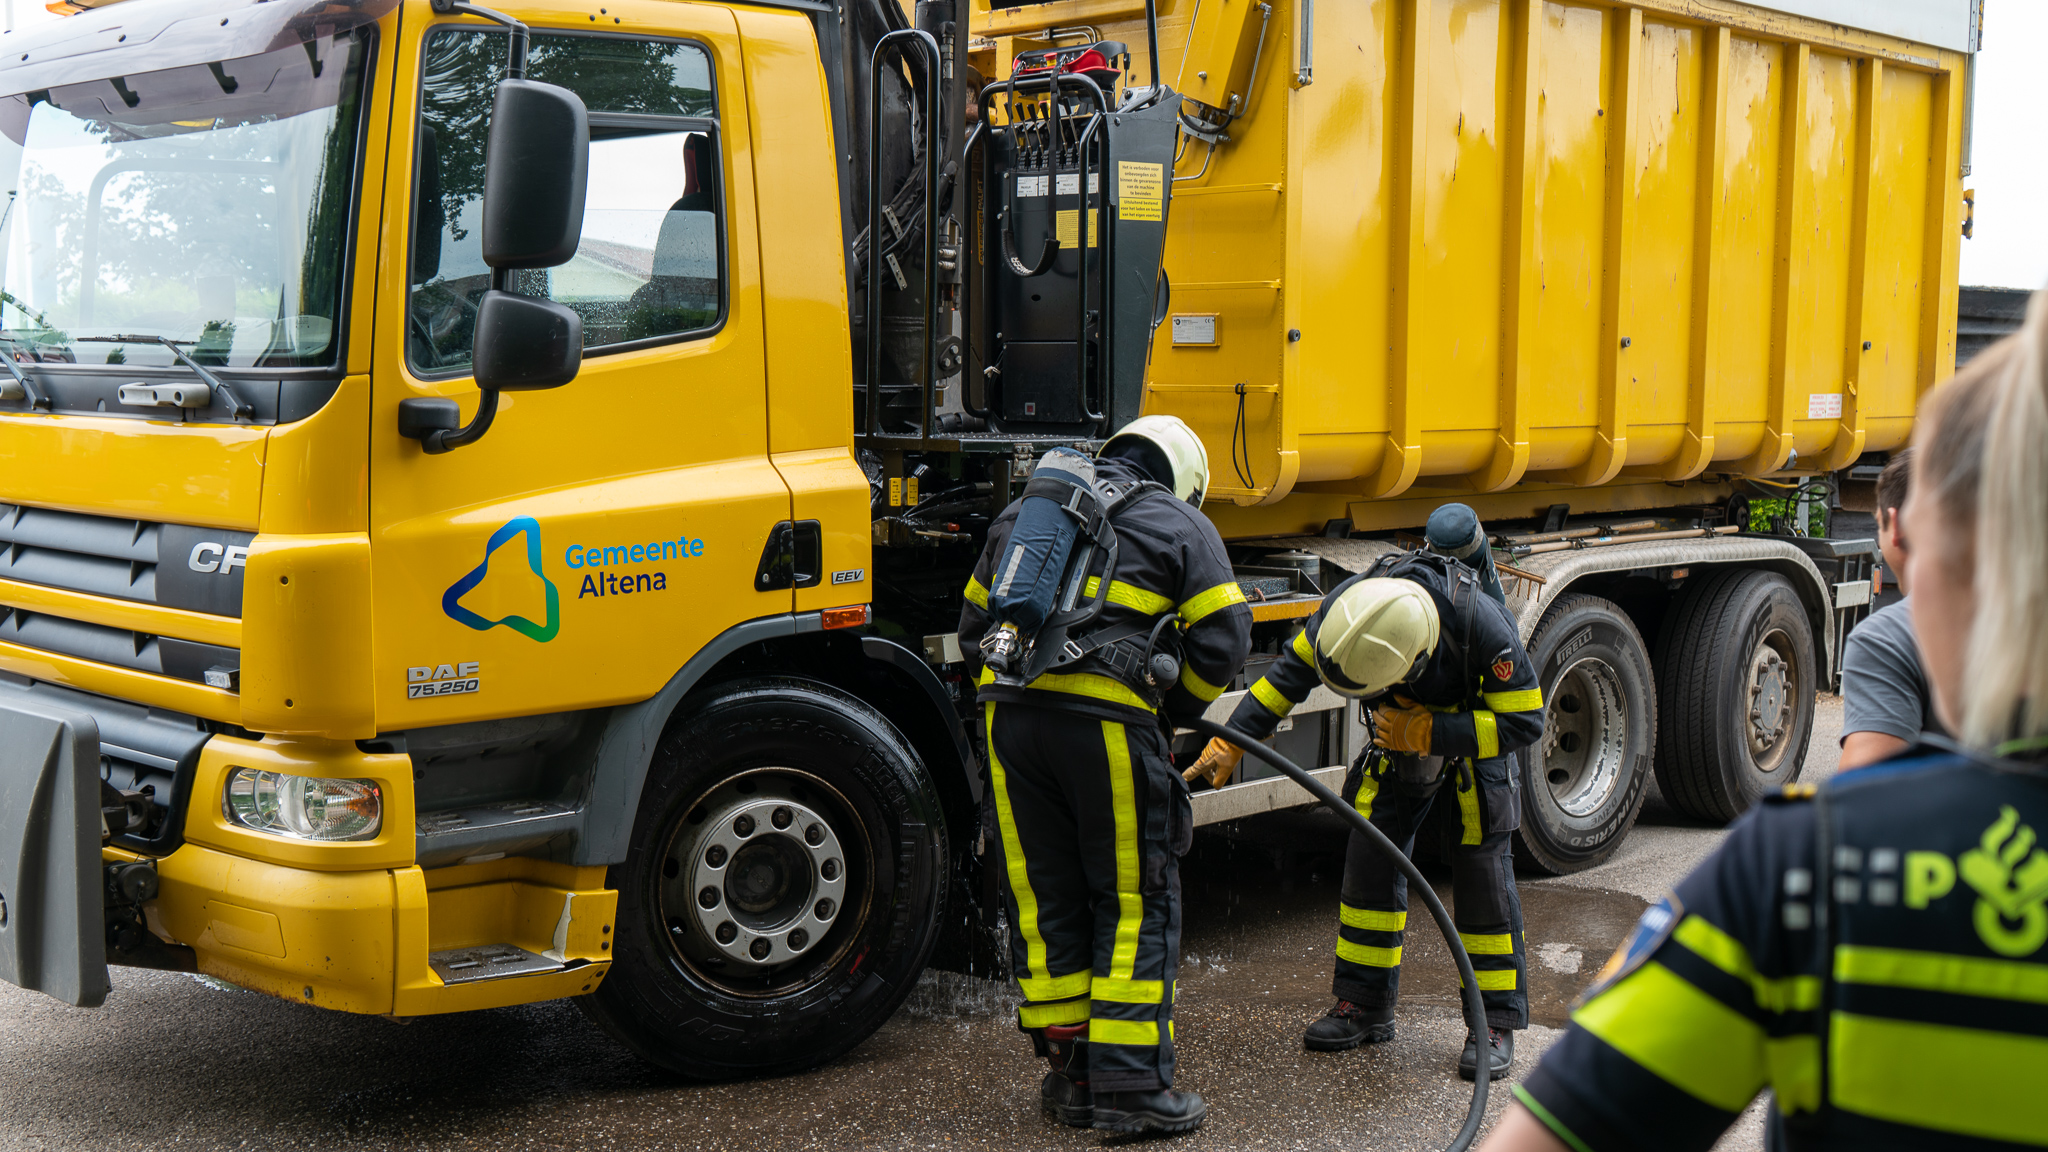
[821, 605, 871, 630]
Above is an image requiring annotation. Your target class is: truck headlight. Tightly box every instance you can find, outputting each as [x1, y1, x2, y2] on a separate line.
[223, 769, 382, 842]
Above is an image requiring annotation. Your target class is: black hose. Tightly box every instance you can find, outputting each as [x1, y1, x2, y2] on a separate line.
[1180, 716, 1492, 1152]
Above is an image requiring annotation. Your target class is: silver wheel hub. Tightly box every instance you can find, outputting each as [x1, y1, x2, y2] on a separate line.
[1540, 657, 1629, 820]
[667, 784, 846, 973]
[1747, 640, 1792, 756]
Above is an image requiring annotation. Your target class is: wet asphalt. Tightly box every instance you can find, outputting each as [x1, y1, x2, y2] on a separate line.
[0, 698, 1843, 1151]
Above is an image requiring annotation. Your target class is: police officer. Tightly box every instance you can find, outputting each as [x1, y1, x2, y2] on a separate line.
[1188, 543, 1544, 1079]
[1483, 302, 2048, 1152]
[958, 415, 1252, 1136]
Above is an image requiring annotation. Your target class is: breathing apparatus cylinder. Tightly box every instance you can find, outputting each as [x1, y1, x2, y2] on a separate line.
[1424, 503, 1507, 607]
[981, 447, 1101, 674]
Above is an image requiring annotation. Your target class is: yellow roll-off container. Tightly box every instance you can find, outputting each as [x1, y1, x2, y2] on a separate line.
[978, 0, 1974, 533]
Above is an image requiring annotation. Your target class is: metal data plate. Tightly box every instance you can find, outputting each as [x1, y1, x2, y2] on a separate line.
[427, 943, 563, 986]
[0, 692, 109, 1007]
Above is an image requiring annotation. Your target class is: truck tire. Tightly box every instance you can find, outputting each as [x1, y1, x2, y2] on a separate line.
[1653, 570, 1815, 823]
[581, 677, 949, 1079]
[1514, 595, 1657, 874]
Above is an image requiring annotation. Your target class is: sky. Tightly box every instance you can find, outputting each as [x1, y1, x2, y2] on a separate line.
[1960, 2, 2048, 289]
[1, 0, 2041, 288]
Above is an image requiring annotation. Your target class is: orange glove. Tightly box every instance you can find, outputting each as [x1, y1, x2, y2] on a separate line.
[1372, 696, 1433, 754]
[1183, 736, 1247, 789]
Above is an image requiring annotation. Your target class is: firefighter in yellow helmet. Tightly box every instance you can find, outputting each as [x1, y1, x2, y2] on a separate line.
[1188, 549, 1544, 1079]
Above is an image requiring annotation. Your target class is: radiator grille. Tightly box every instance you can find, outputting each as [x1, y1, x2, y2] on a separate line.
[0, 606, 238, 687]
[0, 503, 253, 617]
[0, 504, 248, 689]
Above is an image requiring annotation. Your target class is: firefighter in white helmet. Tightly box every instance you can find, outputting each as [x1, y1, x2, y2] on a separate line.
[1187, 547, 1545, 1080]
[959, 414, 1251, 1136]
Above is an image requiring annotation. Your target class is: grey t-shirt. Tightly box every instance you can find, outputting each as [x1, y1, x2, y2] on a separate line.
[1841, 598, 1944, 744]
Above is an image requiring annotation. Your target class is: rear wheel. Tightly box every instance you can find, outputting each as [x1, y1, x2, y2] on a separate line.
[1515, 595, 1657, 875]
[1653, 570, 1816, 822]
[581, 677, 948, 1079]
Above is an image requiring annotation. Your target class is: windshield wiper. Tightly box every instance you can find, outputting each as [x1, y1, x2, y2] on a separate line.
[79, 334, 255, 421]
[0, 340, 50, 410]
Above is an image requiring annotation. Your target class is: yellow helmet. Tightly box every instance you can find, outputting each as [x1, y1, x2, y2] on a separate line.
[1103, 415, 1210, 504]
[1313, 578, 1440, 696]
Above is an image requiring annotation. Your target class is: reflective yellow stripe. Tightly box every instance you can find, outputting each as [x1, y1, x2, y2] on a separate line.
[1019, 999, 1091, 1028]
[987, 703, 1050, 988]
[1089, 1018, 1161, 1047]
[1482, 688, 1543, 712]
[1180, 665, 1226, 703]
[1475, 711, 1499, 760]
[1341, 905, 1407, 932]
[1019, 970, 1094, 1002]
[1835, 944, 2048, 1004]
[1466, 968, 1519, 991]
[1460, 932, 1516, 956]
[1574, 961, 1766, 1112]
[1179, 580, 1248, 625]
[1337, 939, 1402, 967]
[1083, 576, 1175, 616]
[1457, 770, 1482, 846]
[965, 575, 989, 609]
[1092, 976, 1166, 1004]
[1250, 677, 1294, 716]
[1029, 672, 1157, 713]
[1103, 721, 1143, 980]
[1832, 1013, 2048, 1143]
[1675, 915, 1821, 1013]
[1354, 771, 1379, 822]
[1768, 1034, 1822, 1115]
[1291, 628, 1315, 664]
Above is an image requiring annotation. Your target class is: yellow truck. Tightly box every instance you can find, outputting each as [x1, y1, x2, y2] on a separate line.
[0, 0, 1976, 1077]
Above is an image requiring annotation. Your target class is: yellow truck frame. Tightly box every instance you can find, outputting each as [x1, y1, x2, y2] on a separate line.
[0, 0, 1973, 1078]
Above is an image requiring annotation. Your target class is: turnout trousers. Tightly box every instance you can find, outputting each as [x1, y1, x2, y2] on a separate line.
[1333, 750, 1529, 1030]
[985, 700, 1191, 1092]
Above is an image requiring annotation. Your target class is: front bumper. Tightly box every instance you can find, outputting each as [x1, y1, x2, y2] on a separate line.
[0, 684, 615, 1015]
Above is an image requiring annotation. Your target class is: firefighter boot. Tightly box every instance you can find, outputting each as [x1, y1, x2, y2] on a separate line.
[1092, 1088, 1208, 1135]
[1303, 1001, 1397, 1051]
[1038, 1023, 1092, 1127]
[1459, 1027, 1516, 1080]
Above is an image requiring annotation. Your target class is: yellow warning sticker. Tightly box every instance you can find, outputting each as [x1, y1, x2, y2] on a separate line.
[1055, 208, 1099, 249]
[1118, 160, 1164, 222]
[888, 477, 903, 506]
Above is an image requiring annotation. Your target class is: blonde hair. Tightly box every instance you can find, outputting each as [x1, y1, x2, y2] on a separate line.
[1916, 289, 2048, 748]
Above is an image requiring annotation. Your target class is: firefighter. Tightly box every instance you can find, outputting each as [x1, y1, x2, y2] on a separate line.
[1187, 546, 1544, 1080]
[958, 415, 1253, 1136]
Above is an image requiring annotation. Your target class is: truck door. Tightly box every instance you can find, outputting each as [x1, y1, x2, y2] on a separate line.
[369, 0, 787, 731]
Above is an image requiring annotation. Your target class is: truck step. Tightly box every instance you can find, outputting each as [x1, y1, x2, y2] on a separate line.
[427, 944, 563, 985]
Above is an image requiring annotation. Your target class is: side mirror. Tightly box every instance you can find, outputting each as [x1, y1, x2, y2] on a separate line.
[473, 291, 581, 391]
[473, 77, 587, 392]
[405, 73, 589, 454]
[481, 79, 588, 270]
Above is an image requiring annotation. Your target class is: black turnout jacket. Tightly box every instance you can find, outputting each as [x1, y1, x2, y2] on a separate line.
[958, 457, 1252, 726]
[1223, 561, 1544, 761]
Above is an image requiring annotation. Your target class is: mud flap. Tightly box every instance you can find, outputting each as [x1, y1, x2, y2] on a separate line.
[0, 696, 109, 1007]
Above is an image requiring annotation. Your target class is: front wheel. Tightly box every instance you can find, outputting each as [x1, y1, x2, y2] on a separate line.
[580, 677, 949, 1079]
[1515, 594, 1658, 875]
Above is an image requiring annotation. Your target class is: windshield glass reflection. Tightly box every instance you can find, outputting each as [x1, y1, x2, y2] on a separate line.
[0, 31, 369, 370]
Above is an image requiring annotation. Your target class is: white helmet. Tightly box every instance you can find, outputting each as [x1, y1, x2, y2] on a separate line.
[1314, 578, 1441, 697]
[1103, 415, 1211, 504]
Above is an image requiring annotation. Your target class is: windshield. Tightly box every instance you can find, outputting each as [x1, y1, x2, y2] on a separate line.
[0, 31, 369, 370]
